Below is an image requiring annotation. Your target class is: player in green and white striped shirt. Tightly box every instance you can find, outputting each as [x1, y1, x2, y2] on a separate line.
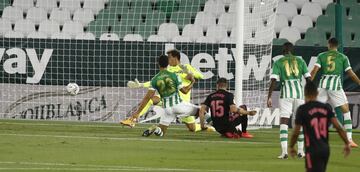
[267, 42, 311, 159]
[136, 55, 201, 137]
[310, 38, 360, 148]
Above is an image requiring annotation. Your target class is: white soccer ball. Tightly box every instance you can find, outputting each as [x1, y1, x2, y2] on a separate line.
[66, 83, 80, 95]
[154, 127, 163, 137]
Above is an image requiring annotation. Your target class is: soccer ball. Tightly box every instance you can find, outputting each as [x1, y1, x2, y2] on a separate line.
[66, 83, 80, 95]
[154, 127, 163, 137]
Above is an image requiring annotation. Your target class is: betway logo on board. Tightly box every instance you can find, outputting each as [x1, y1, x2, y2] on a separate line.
[0, 48, 53, 83]
[166, 43, 318, 80]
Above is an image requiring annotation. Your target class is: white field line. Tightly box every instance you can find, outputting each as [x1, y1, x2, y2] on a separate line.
[0, 133, 348, 148]
[0, 161, 259, 172]
[0, 133, 273, 145]
[2, 121, 359, 136]
[0, 121, 280, 133]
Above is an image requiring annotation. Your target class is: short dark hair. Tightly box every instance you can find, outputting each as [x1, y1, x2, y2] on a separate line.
[282, 42, 293, 55]
[158, 55, 169, 68]
[328, 37, 338, 47]
[217, 78, 227, 84]
[167, 49, 181, 60]
[216, 77, 228, 88]
[304, 81, 318, 97]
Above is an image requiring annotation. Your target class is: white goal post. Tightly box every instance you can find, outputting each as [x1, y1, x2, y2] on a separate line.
[0, 0, 279, 128]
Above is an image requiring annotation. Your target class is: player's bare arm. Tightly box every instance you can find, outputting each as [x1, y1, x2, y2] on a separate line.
[267, 78, 276, 107]
[289, 124, 302, 158]
[180, 75, 195, 94]
[331, 117, 351, 157]
[310, 65, 320, 81]
[230, 105, 256, 116]
[199, 104, 209, 130]
[346, 69, 360, 86]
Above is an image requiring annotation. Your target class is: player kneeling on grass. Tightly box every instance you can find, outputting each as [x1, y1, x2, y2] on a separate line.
[122, 49, 211, 132]
[198, 78, 257, 139]
[141, 55, 208, 137]
[290, 81, 350, 172]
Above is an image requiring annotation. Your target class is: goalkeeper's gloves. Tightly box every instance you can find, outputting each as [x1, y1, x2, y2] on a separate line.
[127, 79, 144, 88]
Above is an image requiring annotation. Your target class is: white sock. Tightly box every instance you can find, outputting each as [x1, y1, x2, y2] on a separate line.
[343, 112, 352, 141]
[280, 124, 288, 155]
[297, 128, 304, 154]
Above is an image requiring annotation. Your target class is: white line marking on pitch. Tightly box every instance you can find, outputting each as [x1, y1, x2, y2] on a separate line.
[0, 121, 187, 130]
[0, 121, 278, 133]
[0, 161, 259, 172]
[0, 133, 273, 145]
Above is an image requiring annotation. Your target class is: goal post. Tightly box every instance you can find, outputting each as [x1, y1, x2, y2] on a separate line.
[235, 0, 244, 106]
[0, 0, 279, 127]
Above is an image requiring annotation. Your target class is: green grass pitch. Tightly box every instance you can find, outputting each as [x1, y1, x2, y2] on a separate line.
[0, 119, 359, 172]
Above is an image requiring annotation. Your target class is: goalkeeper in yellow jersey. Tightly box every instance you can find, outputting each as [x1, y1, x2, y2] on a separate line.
[121, 49, 212, 132]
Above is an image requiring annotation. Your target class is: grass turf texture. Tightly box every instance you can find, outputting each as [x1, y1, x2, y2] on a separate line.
[0, 119, 359, 172]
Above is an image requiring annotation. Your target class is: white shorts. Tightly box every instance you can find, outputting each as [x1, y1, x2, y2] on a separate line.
[159, 102, 199, 126]
[317, 88, 348, 107]
[279, 98, 304, 118]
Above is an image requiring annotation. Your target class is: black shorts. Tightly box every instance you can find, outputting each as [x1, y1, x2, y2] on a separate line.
[305, 149, 330, 172]
[215, 114, 248, 135]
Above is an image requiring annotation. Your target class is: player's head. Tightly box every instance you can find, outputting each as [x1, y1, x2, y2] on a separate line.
[158, 55, 169, 69]
[282, 42, 294, 55]
[216, 78, 228, 90]
[167, 49, 181, 66]
[328, 37, 338, 50]
[304, 80, 318, 102]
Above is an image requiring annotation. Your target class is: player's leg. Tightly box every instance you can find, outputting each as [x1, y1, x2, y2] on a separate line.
[322, 148, 330, 171]
[181, 115, 197, 132]
[278, 98, 292, 159]
[305, 152, 315, 172]
[228, 113, 251, 138]
[142, 107, 170, 137]
[316, 88, 329, 103]
[121, 95, 160, 127]
[175, 102, 215, 132]
[294, 99, 305, 157]
[238, 105, 253, 138]
[329, 89, 358, 147]
[239, 115, 252, 138]
[306, 149, 329, 172]
[223, 114, 243, 139]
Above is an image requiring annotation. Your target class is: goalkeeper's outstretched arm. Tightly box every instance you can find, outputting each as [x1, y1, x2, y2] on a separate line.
[127, 79, 151, 88]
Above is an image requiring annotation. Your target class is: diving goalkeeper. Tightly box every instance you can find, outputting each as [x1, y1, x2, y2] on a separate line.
[121, 49, 209, 132]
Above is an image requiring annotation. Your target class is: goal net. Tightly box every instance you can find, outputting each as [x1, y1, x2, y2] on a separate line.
[0, 0, 278, 127]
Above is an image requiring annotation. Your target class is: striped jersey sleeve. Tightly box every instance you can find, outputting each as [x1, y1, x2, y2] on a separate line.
[300, 58, 311, 78]
[343, 55, 352, 72]
[314, 52, 325, 68]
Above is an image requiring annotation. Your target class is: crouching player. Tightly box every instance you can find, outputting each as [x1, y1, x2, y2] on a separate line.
[198, 78, 257, 138]
[290, 81, 350, 172]
[121, 49, 209, 132]
[141, 55, 207, 136]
